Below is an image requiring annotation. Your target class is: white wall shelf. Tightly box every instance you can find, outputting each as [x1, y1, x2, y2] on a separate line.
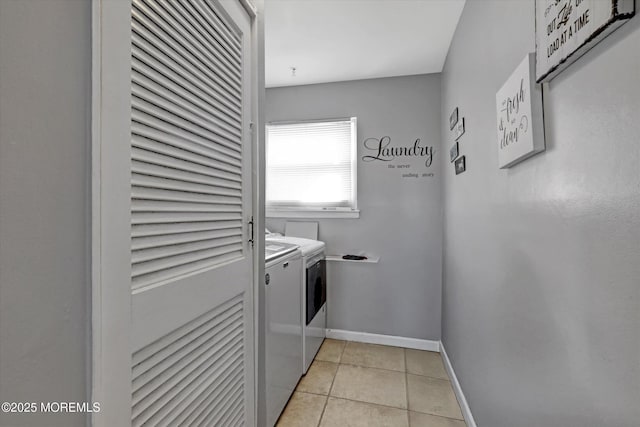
[325, 255, 380, 264]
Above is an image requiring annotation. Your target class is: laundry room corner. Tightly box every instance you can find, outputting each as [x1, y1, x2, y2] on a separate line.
[265, 75, 443, 342]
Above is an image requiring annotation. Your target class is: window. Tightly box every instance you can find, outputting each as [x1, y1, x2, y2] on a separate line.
[266, 118, 358, 218]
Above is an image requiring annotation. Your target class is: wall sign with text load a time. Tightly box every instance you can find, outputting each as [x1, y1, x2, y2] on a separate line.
[496, 53, 545, 169]
[535, 0, 635, 82]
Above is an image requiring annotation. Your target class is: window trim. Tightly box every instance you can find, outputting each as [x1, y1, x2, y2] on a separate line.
[265, 207, 361, 219]
[265, 117, 359, 219]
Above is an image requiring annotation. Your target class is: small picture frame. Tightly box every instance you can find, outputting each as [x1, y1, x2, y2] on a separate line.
[454, 155, 466, 175]
[449, 107, 459, 130]
[449, 141, 459, 163]
[453, 118, 465, 140]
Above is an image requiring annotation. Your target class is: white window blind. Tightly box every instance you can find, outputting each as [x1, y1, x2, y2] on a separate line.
[266, 118, 357, 214]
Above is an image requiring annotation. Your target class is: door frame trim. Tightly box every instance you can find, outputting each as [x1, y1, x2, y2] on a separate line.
[91, 0, 134, 425]
[90, 0, 264, 425]
[250, 0, 266, 425]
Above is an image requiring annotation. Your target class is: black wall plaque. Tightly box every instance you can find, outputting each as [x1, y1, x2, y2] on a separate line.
[449, 107, 459, 130]
[454, 155, 466, 175]
[449, 141, 459, 163]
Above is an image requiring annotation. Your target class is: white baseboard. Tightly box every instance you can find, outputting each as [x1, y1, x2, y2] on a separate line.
[440, 342, 477, 427]
[325, 329, 440, 352]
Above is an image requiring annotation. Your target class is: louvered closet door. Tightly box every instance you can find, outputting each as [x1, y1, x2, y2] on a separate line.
[129, 1, 254, 425]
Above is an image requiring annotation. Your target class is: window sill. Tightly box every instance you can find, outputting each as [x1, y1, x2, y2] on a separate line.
[266, 209, 360, 219]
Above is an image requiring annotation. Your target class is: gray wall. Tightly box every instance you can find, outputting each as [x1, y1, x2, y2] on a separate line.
[0, 1, 91, 426]
[440, 2, 640, 426]
[266, 75, 443, 340]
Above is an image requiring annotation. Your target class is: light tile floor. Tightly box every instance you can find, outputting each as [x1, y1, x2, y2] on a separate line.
[276, 339, 467, 427]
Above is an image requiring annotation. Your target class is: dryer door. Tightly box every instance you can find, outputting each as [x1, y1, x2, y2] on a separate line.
[306, 260, 326, 325]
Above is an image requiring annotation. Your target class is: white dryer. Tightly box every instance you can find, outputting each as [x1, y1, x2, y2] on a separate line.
[266, 234, 326, 374]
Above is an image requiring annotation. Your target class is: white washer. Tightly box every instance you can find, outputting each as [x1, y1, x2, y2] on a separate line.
[266, 234, 326, 374]
[265, 242, 303, 427]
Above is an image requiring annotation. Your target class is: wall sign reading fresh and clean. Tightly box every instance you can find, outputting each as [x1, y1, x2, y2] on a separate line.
[362, 136, 435, 178]
[495, 53, 545, 168]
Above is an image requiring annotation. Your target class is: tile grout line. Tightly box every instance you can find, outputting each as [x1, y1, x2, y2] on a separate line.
[338, 360, 405, 373]
[297, 390, 466, 422]
[315, 393, 329, 427]
[338, 360, 451, 383]
[404, 348, 410, 426]
[313, 340, 346, 427]
[409, 411, 467, 423]
[406, 371, 453, 383]
[339, 340, 347, 361]
[326, 395, 404, 411]
[295, 390, 407, 411]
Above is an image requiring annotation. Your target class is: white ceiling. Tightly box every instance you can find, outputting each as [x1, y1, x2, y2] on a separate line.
[265, 0, 466, 88]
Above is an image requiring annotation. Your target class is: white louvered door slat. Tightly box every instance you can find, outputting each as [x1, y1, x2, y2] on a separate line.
[132, 220, 241, 237]
[132, 137, 242, 176]
[129, 0, 254, 425]
[132, 151, 241, 186]
[132, 174, 241, 198]
[131, 10, 241, 109]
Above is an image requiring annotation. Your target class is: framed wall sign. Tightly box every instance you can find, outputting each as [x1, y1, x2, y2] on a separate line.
[449, 141, 459, 163]
[454, 156, 466, 175]
[536, 0, 635, 82]
[449, 107, 459, 130]
[453, 118, 465, 141]
[496, 53, 545, 169]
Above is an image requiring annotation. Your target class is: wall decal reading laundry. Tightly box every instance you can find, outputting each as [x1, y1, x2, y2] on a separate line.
[362, 136, 435, 167]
